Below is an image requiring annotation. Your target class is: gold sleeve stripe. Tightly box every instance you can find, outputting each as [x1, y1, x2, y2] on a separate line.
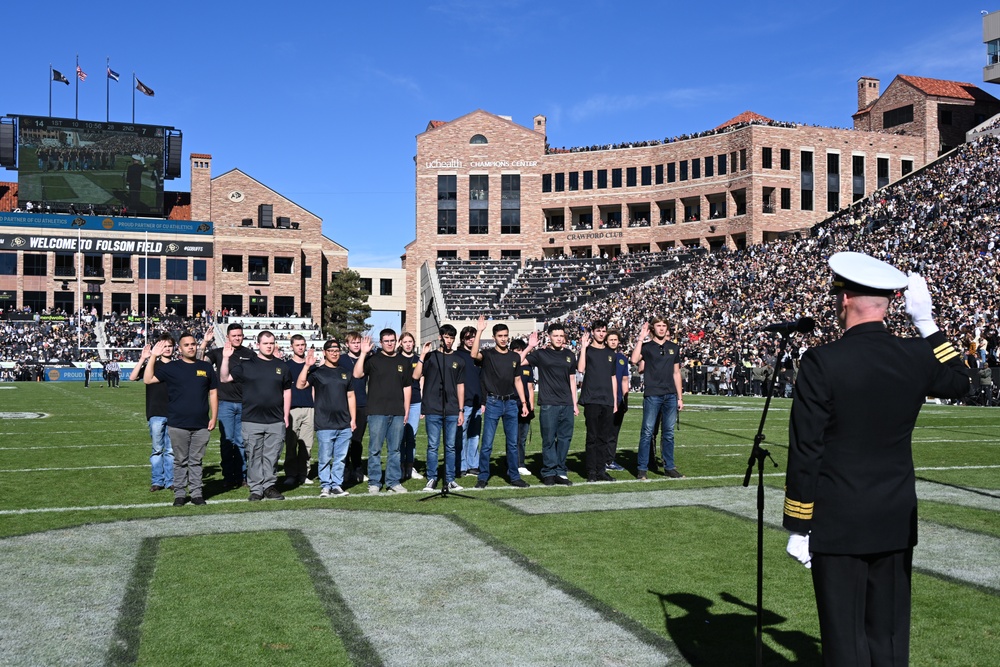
[784, 499, 814, 519]
[933, 342, 953, 356]
[784, 508, 813, 520]
[783, 498, 814, 510]
[936, 350, 960, 363]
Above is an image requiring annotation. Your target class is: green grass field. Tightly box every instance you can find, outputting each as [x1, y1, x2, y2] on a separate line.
[0, 383, 997, 666]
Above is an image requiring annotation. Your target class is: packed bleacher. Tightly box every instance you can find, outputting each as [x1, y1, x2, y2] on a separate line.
[435, 259, 519, 319]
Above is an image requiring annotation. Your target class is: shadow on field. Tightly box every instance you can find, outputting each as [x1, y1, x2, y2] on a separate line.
[648, 590, 820, 665]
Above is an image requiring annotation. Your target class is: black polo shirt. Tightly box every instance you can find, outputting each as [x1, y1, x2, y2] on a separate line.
[579, 346, 615, 406]
[526, 347, 577, 406]
[364, 352, 409, 416]
[479, 347, 520, 397]
[153, 359, 219, 430]
[640, 339, 682, 396]
[230, 355, 292, 423]
[420, 351, 465, 415]
[205, 345, 255, 403]
[308, 365, 354, 431]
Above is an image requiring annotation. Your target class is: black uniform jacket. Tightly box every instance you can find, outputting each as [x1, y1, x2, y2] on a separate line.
[783, 322, 971, 555]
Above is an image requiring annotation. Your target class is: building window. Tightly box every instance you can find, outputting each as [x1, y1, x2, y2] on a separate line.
[597, 169, 608, 189]
[501, 249, 521, 260]
[692, 158, 701, 179]
[901, 159, 913, 176]
[739, 149, 747, 171]
[877, 157, 889, 189]
[827, 191, 840, 212]
[852, 155, 865, 202]
[655, 164, 664, 184]
[781, 188, 791, 210]
[138, 257, 160, 279]
[801, 190, 813, 211]
[274, 257, 293, 274]
[501, 174, 520, 204]
[83, 254, 103, 278]
[248, 256, 267, 278]
[303, 265, 312, 279]
[667, 163, 676, 183]
[193, 259, 207, 281]
[111, 254, 131, 279]
[23, 253, 47, 276]
[166, 258, 187, 281]
[221, 294, 242, 314]
[23, 291, 46, 312]
[611, 168, 622, 188]
[470, 134, 488, 144]
[626, 167, 637, 187]
[379, 278, 393, 296]
[359, 277, 373, 294]
[641, 165, 652, 186]
[718, 154, 727, 176]
[437, 250, 458, 259]
[705, 156, 714, 178]
[54, 253, 74, 277]
[0, 252, 15, 275]
[501, 209, 520, 234]
[469, 209, 489, 234]
[542, 174, 552, 192]
[568, 171, 579, 191]
[583, 171, 593, 190]
[827, 153, 840, 212]
[801, 150, 814, 211]
[469, 250, 489, 261]
[470, 174, 489, 201]
[193, 295, 206, 316]
[554, 173, 564, 192]
[111, 292, 131, 314]
[438, 175, 457, 201]
[883, 105, 914, 129]
[679, 161, 688, 181]
[222, 254, 242, 272]
[761, 147, 772, 169]
[780, 148, 791, 170]
[438, 210, 457, 234]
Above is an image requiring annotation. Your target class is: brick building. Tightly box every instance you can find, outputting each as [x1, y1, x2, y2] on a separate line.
[0, 153, 348, 323]
[402, 75, 1000, 329]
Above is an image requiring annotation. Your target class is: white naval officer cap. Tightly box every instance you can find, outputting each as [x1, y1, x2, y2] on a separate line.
[828, 252, 908, 296]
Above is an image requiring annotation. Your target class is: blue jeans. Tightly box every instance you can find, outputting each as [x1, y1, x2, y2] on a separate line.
[367, 414, 404, 488]
[425, 414, 458, 484]
[402, 402, 421, 474]
[217, 400, 246, 484]
[538, 404, 574, 478]
[459, 405, 482, 471]
[316, 428, 352, 489]
[148, 416, 173, 488]
[638, 394, 678, 471]
[479, 397, 521, 482]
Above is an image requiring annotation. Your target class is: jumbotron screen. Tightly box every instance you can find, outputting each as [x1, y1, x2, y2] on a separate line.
[16, 115, 169, 216]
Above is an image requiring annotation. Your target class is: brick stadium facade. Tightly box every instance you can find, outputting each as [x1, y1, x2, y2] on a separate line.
[0, 154, 347, 323]
[402, 74, 1000, 329]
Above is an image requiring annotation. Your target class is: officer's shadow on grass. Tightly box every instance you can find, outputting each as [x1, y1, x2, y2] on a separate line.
[648, 589, 820, 666]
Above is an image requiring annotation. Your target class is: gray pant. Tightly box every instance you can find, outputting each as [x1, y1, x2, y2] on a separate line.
[243, 420, 285, 495]
[168, 427, 210, 500]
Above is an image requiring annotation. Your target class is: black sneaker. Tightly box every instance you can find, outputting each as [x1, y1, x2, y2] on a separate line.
[190, 496, 207, 506]
[466, 468, 480, 477]
[172, 497, 186, 507]
[554, 476, 573, 486]
[542, 476, 556, 486]
[600, 472, 615, 482]
[263, 486, 286, 500]
[474, 480, 488, 489]
[248, 493, 263, 502]
[587, 474, 599, 483]
[150, 485, 164, 493]
[510, 479, 530, 488]
[665, 468, 685, 479]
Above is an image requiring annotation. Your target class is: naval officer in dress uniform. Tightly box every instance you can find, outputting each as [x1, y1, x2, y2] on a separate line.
[783, 252, 971, 667]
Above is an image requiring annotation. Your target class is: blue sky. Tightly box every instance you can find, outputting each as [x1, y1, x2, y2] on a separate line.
[2, 1, 991, 267]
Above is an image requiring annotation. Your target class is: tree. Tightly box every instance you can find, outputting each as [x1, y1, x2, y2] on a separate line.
[322, 269, 372, 340]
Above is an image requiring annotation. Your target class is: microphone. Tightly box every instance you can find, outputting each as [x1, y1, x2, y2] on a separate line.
[423, 297, 434, 318]
[762, 317, 815, 335]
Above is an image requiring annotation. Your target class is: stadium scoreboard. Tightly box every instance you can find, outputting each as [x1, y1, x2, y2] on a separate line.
[17, 116, 169, 138]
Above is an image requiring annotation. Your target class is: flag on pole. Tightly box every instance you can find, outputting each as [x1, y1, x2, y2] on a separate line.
[107, 67, 120, 82]
[136, 78, 155, 97]
[53, 69, 70, 85]
[76, 65, 87, 81]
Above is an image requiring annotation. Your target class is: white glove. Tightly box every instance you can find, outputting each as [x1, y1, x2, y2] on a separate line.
[905, 273, 938, 337]
[786, 533, 812, 569]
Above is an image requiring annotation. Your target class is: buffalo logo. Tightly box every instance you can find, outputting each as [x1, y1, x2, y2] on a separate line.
[11, 236, 26, 248]
[197, 223, 211, 232]
[512, 361, 518, 368]
[452, 362, 459, 369]
[275, 368, 282, 375]
[607, 355, 613, 363]
[166, 243, 180, 253]
[72, 217, 87, 227]
[397, 365, 404, 373]
[668, 348, 675, 355]
[341, 373, 348, 380]
[565, 356, 572, 364]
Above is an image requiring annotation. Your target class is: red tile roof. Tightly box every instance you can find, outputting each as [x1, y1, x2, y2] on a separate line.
[426, 120, 447, 131]
[714, 110, 774, 130]
[190, 153, 212, 159]
[0, 182, 18, 212]
[897, 75, 996, 102]
[165, 191, 192, 220]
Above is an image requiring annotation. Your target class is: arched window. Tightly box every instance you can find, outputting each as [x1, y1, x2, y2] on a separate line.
[470, 134, 488, 145]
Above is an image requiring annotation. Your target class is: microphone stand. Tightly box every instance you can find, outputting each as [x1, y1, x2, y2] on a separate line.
[419, 297, 473, 502]
[742, 332, 789, 667]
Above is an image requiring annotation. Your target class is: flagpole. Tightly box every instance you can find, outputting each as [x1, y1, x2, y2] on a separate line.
[132, 73, 136, 124]
[106, 57, 110, 122]
[75, 55, 79, 120]
[49, 64, 53, 117]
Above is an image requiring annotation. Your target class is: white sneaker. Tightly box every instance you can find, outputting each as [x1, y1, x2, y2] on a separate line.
[421, 479, 436, 492]
[363, 474, 369, 482]
[388, 484, 409, 494]
[330, 486, 349, 497]
[319, 488, 332, 498]
[410, 469, 424, 480]
[302, 477, 314, 485]
[518, 467, 532, 477]
[447, 481, 464, 491]
[368, 485, 380, 495]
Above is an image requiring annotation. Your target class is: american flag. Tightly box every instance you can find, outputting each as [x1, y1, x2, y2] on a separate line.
[76, 65, 87, 81]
